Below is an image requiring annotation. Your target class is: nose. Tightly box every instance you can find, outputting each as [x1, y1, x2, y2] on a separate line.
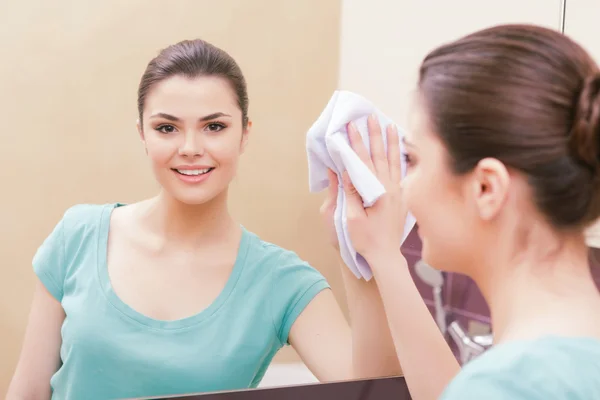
[178, 131, 204, 157]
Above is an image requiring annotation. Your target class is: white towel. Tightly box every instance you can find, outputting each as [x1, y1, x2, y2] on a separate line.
[306, 90, 417, 281]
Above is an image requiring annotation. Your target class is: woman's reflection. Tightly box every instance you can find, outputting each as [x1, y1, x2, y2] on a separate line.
[6, 39, 398, 400]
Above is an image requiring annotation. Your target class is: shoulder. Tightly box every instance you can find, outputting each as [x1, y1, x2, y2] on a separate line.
[37, 202, 113, 249]
[441, 337, 600, 399]
[60, 203, 113, 231]
[243, 229, 326, 281]
[242, 229, 331, 345]
[57, 203, 116, 249]
[32, 203, 116, 301]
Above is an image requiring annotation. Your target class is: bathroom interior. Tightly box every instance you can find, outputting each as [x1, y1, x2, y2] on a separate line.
[0, 0, 599, 396]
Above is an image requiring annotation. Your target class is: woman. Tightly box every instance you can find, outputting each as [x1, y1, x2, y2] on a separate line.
[330, 24, 600, 399]
[6, 40, 401, 400]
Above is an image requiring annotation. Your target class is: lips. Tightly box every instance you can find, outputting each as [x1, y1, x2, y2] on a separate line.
[173, 168, 214, 176]
[171, 167, 215, 184]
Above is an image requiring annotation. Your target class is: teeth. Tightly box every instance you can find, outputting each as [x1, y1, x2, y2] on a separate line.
[176, 168, 211, 176]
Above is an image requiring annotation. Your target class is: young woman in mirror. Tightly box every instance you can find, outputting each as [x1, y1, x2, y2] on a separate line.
[7, 40, 400, 400]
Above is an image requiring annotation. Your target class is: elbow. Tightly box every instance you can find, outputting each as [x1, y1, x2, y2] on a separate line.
[352, 355, 403, 380]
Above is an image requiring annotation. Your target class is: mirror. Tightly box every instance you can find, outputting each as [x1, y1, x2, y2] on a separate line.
[0, 0, 573, 399]
[132, 377, 411, 400]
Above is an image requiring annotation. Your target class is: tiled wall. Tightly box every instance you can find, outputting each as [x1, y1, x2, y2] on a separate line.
[400, 225, 600, 363]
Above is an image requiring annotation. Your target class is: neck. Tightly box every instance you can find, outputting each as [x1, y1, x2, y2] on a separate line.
[474, 228, 600, 344]
[142, 189, 237, 247]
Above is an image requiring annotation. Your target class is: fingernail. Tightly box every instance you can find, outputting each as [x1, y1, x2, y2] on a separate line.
[348, 121, 357, 132]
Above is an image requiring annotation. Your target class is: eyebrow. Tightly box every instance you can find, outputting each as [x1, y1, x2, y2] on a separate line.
[149, 112, 232, 122]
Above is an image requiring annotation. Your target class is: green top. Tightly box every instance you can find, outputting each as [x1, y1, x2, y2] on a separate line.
[33, 203, 330, 399]
[441, 335, 600, 399]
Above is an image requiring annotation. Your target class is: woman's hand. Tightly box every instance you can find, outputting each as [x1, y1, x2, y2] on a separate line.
[320, 169, 341, 251]
[343, 114, 408, 262]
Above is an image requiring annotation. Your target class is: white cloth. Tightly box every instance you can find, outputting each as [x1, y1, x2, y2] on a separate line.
[306, 90, 417, 280]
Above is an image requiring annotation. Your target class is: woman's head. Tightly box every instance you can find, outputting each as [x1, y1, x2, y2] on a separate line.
[403, 24, 600, 274]
[137, 39, 250, 205]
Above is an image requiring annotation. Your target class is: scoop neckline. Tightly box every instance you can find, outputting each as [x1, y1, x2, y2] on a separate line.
[95, 203, 251, 330]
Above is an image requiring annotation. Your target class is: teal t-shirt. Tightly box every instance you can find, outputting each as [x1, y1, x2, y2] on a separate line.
[33, 203, 330, 400]
[441, 336, 600, 399]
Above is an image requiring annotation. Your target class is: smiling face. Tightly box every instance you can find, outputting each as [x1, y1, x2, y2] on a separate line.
[138, 75, 250, 206]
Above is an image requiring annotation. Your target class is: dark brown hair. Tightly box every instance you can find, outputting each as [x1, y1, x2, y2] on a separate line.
[137, 39, 249, 128]
[419, 24, 600, 229]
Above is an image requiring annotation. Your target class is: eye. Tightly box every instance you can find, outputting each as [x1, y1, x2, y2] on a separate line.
[206, 122, 226, 132]
[402, 152, 413, 166]
[156, 124, 176, 134]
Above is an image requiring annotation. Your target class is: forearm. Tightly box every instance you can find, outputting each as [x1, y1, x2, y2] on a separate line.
[339, 257, 402, 379]
[6, 375, 52, 400]
[370, 250, 460, 400]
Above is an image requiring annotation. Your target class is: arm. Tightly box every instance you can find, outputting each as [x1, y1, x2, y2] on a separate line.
[288, 261, 401, 382]
[6, 281, 65, 400]
[338, 255, 403, 378]
[369, 251, 459, 400]
[288, 168, 401, 381]
[290, 171, 402, 381]
[337, 116, 460, 399]
[288, 288, 353, 381]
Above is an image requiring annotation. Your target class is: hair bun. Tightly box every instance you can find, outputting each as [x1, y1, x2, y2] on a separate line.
[569, 71, 600, 173]
[569, 71, 600, 225]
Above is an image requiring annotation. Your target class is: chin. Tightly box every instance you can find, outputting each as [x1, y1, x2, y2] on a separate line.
[164, 187, 222, 206]
[420, 241, 443, 272]
[158, 173, 230, 206]
[178, 194, 220, 206]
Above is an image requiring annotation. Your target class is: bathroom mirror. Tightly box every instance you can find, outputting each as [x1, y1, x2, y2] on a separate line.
[133, 376, 410, 400]
[1, 0, 571, 398]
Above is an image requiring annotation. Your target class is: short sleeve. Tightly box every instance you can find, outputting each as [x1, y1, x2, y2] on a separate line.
[32, 216, 66, 302]
[269, 250, 330, 346]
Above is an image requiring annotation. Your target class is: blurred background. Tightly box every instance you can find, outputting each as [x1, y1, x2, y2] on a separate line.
[1, 0, 598, 392]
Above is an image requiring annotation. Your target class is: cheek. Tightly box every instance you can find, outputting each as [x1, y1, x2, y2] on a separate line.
[209, 135, 243, 166]
[146, 137, 177, 166]
[403, 169, 432, 223]
[406, 176, 474, 271]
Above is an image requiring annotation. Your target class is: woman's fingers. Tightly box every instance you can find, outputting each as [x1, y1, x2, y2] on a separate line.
[348, 115, 396, 183]
[367, 115, 388, 177]
[387, 124, 402, 184]
[347, 121, 375, 172]
[320, 169, 338, 220]
[327, 168, 339, 196]
[342, 170, 367, 220]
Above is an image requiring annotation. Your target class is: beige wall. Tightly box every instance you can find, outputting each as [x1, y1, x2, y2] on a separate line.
[338, 0, 562, 129]
[0, 0, 342, 392]
[564, 0, 600, 62]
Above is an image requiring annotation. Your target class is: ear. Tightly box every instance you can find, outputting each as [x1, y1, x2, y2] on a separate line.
[137, 119, 148, 154]
[470, 157, 510, 221]
[240, 119, 252, 154]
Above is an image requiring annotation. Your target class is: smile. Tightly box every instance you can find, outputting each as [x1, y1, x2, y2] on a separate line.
[173, 168, 214, 176]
